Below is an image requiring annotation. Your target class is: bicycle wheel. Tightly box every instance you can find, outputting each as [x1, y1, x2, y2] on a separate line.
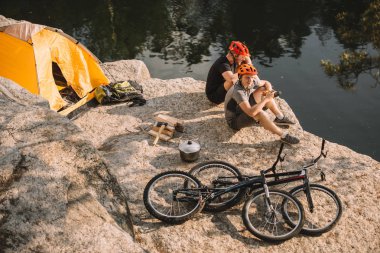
[189, 160, 245, 212]
[143, 171, 204, 224]
[286, 184, 342, 235]
[242, 190, 305, 242]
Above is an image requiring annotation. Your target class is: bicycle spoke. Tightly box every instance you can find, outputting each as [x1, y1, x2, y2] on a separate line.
[189, 162, 244, 212]
[144, 171, 204, 223]
[243, 190, 304, 242]
[177, 198, 181, 215]
[287, 184, 342, 235]
[169, 201, 174, 216]
[275, 220, 279, 236]
[271, 219, 276, 236]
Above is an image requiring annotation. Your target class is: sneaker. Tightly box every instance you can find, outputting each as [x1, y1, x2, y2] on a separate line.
[274, 116, 295, 125]
[281, 134, 300, 145]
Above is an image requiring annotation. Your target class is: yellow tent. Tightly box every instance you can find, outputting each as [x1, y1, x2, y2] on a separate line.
[0, 21, 109, 115]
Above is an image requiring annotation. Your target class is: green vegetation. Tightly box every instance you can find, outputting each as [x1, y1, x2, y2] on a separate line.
[2, 0, 379, 88]
[321, 0, 380, 89]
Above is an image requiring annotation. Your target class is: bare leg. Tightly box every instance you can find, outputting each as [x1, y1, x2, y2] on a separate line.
[265, 99, 283, 117]
[254, 111, 283, 136]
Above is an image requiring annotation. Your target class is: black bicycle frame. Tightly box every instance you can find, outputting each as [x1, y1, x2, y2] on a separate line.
[203, 139, 327, 211]
[176, 139, 327, 213]
[203, 168, 308, 204]
[203, 174, 263, 202]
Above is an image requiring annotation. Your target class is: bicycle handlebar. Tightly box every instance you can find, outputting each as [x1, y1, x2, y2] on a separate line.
[273, 143, 285, 167]
[263, 143, 286, 174]
[278, 142, 285, 157]
[264, 138, 328, 175]
[312, 139, 327, 164]
[322, 138, 325, 151]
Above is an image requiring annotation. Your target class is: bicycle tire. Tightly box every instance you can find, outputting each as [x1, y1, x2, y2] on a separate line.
[143, 171, 204, 224]
[286, 184, 342, 235]
[242, 189, 305, 242]
[189, 160, 246, 212]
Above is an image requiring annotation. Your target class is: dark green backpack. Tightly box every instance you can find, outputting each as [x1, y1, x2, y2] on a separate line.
[95, 80, 146, 106]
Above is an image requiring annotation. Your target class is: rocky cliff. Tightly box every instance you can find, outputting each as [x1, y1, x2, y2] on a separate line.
[0, 78, 142, 252]
[1, 60, 379, 253]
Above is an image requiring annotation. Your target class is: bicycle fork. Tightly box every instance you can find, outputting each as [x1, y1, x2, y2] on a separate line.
[263, 184, 275, 212]
[303, 169, 315, 213]
[261, 171, 275, 212]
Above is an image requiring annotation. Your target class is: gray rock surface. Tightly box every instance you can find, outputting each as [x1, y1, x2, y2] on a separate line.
[0, 77, 49, 109]
[75, 60, 380, 253]
[0, 79, 143, 253]
[0, 50, 379, 252]
[101, 60, 151, 84]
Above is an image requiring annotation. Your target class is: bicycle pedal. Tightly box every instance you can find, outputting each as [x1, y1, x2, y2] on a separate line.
[320, 171, 326, 181]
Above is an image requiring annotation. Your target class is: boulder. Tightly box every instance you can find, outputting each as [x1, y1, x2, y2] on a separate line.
[0, 79, 143, 252]
[101, 60, 151, 84]
[0, 77, 49, 109]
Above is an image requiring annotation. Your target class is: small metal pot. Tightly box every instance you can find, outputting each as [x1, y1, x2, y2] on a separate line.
[179, 140, 201, 162]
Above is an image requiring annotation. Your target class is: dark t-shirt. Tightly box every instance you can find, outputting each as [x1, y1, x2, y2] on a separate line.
[206, 56, 235, 98]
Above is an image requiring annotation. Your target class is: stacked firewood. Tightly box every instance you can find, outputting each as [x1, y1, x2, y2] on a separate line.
[148, 114, 184, 145]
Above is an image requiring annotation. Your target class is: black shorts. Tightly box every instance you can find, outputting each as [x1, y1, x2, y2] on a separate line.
[229, 95, 262, 130]
[206, 84, 227, 104]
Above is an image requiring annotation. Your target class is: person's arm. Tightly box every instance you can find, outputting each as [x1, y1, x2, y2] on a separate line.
[239, 92, 275, 117]
[222, 71, 238, 84]
[242, 56, 252, 65]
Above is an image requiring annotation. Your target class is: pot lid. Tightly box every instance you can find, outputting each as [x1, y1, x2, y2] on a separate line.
[179, 140, 200, 153]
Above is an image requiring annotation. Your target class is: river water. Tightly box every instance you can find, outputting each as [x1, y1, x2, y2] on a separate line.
[1, 0, 379, 161]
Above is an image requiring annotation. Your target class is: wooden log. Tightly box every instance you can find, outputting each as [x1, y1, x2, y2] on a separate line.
[154, 114, 184, 127]
[148, 130, 171, 141]
[153, 122, 175, 132]
[152, 126, 174, 137]
[153, 125, 165, 145]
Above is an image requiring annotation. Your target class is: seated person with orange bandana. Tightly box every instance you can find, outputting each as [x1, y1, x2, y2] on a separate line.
[224, 64, 300, 145]
[206, 41, 252, 104]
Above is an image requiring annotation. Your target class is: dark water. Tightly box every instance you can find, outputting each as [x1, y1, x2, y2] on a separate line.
[1, 0, 379, 161]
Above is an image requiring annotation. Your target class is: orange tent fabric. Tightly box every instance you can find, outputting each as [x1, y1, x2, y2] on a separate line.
[0, 22, 109, 111]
